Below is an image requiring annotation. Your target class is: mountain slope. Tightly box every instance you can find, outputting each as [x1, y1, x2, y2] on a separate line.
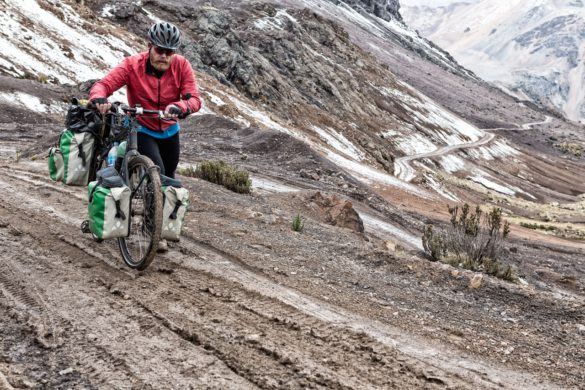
[0, 0, 584, 388]
[402, 0, 585, 122]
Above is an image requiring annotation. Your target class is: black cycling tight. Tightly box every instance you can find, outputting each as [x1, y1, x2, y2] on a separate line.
[137, 132, 180, 178]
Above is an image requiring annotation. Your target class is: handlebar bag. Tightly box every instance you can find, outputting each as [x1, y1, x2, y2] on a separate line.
[48, 146, 64, 182]
[59, 129, 96, 186]
[87, 173, 130, 240]
[161, 177, 189, 241]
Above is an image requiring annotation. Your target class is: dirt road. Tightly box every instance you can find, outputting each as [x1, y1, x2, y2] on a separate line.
[0, 162, 454, 389]
[1, 157, 583, 389]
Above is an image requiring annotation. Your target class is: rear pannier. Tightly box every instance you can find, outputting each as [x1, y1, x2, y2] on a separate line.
[61, 129, 96, 185]
[48, 146, 64, 182]
[87, 167, 130, 240]
[161, 175, 189, 241]
[47, 98, 103, 186]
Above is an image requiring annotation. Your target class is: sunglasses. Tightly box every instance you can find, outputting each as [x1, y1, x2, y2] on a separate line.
[153, 46, 176, 56]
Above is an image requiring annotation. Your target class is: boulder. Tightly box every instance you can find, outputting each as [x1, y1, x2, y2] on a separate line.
[310, 192, 364, 233]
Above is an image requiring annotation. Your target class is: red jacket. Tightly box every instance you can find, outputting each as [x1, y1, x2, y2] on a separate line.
[90, 52, 201, 132]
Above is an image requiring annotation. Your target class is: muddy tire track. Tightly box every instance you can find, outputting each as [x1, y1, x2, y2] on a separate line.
[0, 163, 466, 388]
[0, 162, 564, 389]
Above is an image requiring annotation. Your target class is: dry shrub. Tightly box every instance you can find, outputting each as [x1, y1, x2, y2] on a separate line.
[179, 161, 252, 194]
[422, 203, 516, 281]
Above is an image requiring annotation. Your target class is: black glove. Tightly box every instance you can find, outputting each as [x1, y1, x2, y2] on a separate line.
[167, 105, 183, 116]
[91, 97, 108, 105]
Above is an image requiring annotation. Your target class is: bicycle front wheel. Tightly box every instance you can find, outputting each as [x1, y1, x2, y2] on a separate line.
[118, 155, 163, 270]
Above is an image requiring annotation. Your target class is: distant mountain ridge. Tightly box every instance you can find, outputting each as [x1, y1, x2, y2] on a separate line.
[401, 0, 585, 122]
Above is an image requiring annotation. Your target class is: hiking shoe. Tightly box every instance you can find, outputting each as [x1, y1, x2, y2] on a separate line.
[157, 239, 168, 253]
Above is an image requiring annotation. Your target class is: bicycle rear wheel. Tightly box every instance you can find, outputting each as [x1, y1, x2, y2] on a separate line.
[118, 155, 162, 270]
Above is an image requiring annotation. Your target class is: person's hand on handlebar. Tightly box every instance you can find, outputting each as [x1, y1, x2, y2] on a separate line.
[92, 97, 111, 114]
[164, 104, 182, 119]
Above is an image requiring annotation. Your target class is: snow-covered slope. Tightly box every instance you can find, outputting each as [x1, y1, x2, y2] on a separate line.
[401, 0, 585, 122]
[0, 0, 139, 84]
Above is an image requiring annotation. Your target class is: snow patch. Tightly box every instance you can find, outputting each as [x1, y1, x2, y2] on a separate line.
[383, 84, 483, 149]
[394, 132, 437, 155]
[0, 0, 137, 84]
[325, 150, 428, 197]
[438, 155, 466, 174]
[425, 175, 459, 202]
[206, 92, 226, 107]
[465, 139, 519, 160]
[227, 95, 305, 139]
[194, 100, 215, 116]
[360, 213, 423, 250]
[469, 174, 516, 196]
[101, 4, 115, 17]
[219, 94, 428, 195]
[141, 5, 161, 22]
[252, 176, 300, 193]
[312, 126, 366, 161]
[254, 10, 298, 30]
[380, 129, 399, 138]
[0, 92, 67, 114]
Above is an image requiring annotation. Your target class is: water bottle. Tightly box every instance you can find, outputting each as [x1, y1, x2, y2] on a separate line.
[107, 142, 118, 167]
[115, 141, 126, 172]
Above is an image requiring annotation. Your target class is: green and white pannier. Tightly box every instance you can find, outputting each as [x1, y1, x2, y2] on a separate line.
[60, 129, 95, 186]
[48, 129, 96, 186]
[48, 98, 103, 186]
[161, 176, 189, 241]
[48, 146, 64, 182]
[87, 167, 130, 240]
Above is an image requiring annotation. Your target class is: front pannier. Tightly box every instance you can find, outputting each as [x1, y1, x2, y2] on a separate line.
[161, 175, 189, 241]
[88, 167, 130, 240]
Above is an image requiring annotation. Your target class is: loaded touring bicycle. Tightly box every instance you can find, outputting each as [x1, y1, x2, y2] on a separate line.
[48, 99, 189, 270]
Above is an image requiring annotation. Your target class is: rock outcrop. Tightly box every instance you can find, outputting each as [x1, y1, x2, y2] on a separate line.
[309, 192, 364, 233]
[333, 0, 402, 22]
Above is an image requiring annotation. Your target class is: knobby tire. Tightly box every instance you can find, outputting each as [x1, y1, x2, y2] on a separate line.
[118, 155, 162, 270]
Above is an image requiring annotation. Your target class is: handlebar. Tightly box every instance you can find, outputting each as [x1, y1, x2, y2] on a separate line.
[120, 105, 165, 117]
[89, 101, 173, 120]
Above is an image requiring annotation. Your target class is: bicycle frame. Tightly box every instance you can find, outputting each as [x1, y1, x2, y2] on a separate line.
[90, 103, 173, 187]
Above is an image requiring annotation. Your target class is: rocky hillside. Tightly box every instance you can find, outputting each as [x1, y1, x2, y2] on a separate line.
[336, 0, 402, 21]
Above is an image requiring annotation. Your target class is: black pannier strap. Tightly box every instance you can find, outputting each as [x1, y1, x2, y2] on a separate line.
[169, 202, 182, 220]
[88, 177, 102, 204]
[78, 143, 86, 166]
[114, 200, 126, 220]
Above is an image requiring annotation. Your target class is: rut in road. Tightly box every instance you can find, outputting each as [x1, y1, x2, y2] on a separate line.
[0, 163, 474, 388]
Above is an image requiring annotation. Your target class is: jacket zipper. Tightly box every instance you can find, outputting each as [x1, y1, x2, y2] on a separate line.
[157, 78, 162, 132]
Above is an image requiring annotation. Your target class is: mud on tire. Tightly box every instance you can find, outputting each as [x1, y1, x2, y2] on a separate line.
[118, 155, 163, 270]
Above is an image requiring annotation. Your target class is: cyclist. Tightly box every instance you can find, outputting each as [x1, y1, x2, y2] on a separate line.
[90, 21, 200, 179]
[90, 21, 201, 251]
